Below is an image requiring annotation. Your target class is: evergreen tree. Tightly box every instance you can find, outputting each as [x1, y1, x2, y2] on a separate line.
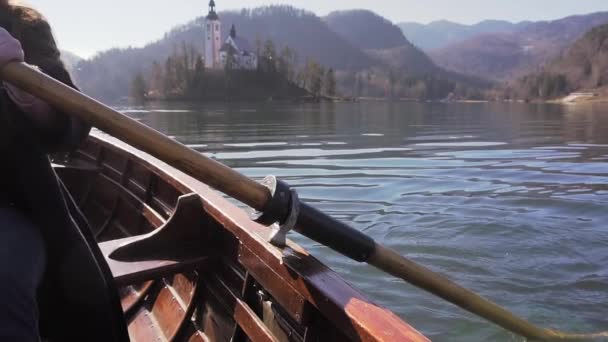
[324, 68, 336, 97]
[189, 56, 206, 97]
[388, 69, 398, 99]
[278, 46, 293, 79]
[164, 56, 177, 96]
[262, 39, 277, 74]
[254, 35, 263, 57]
[130, 72, 147, 102]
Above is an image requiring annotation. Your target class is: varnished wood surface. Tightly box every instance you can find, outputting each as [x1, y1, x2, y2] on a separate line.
[56, 132, 429, 342]
[99, 236, 211, 288]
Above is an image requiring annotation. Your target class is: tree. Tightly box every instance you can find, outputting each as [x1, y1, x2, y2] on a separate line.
[306, 59, 324, 98]
[164, 56, 177, 96]
[149, 61, 164, 96]
[261, 39, 277, 74]
[130, 72, 147, 102]
[188, 55, 206, 97]
[324, 68, 336, 97]
[254, 35, 263, 57]
[355, 73, 364, 98]
[278, 45, 293, 79]
[224, 48, 238, 91]
[388, 69, 398, 99]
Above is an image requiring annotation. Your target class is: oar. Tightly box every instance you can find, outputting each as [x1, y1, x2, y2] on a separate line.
[2, 62, 606, 341]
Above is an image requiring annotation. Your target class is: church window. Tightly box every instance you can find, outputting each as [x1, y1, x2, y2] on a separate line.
[207, 24, 210, 30]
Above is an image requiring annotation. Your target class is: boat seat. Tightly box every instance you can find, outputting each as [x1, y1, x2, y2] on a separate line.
[100, 193, 216, 287]
[99, 237, 212, 287]
[51, 150, 99, 172]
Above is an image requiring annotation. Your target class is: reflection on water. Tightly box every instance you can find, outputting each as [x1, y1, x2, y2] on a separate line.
[120, 101, 608, 342]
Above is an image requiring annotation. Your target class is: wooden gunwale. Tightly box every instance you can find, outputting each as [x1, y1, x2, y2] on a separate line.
[79, 132, 428, 342]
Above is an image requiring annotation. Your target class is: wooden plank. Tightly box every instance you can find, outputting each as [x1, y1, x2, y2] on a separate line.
[234, 298, 279, 342]
[206, 275, 279, 342]
[237, 244, 309, 324]
[128, 307, 167, 342]
[151, 283, 189, 340]
[119, 281, 155, 316]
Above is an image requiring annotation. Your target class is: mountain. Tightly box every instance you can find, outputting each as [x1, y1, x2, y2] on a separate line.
[74, 6, 376, 101]
[325, 10, 408, 50]
[219, 7, 374, 69]
[509, 24, 608, 99]
[398, 20, 522, 50]
[430, 12, 608, 81]
[73, 5, 486, 102]
[325, 10, 438, 75]
[366, 45, 437, 74]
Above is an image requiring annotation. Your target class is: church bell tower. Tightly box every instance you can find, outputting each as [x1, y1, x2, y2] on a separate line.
[204, 0, 221, 69]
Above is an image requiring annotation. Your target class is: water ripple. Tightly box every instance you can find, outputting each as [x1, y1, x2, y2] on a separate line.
[133, 101, 608, 342]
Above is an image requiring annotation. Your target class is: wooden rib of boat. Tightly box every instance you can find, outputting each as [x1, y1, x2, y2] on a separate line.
[53, 132, 429, 342]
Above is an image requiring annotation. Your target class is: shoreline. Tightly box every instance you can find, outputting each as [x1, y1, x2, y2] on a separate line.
[126, 94, 608, 106]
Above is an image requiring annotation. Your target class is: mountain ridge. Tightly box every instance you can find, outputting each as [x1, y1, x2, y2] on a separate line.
[398, 19, 524, 50]
[430, 11, 608, 81]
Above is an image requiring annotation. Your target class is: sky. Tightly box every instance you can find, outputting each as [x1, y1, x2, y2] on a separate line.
[27, 0, 608, 58]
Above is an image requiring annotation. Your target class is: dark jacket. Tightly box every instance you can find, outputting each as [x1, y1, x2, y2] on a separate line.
[0, 5, 128, 341]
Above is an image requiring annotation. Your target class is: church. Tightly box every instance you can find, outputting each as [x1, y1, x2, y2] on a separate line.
[203, 0, 258, 70]
[219, 25, 258, 70]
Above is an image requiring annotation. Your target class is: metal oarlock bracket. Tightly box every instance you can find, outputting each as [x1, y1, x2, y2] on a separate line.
[268, 190, 299, 247]
[250, 175, 300, 247]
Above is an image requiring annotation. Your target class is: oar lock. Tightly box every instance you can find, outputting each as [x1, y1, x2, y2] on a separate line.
[250, 175, 300, 247]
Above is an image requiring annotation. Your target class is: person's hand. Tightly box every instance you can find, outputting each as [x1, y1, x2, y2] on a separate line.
[4, 81, 53, 122]
[0, 28, 53, 124]
[0, 27, 24, 67]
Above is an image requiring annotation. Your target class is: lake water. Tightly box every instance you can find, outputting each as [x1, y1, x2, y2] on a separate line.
[120, 101, 608, 341]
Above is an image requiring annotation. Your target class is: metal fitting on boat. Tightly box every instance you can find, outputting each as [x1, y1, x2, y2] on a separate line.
[251, 175, 300, 247]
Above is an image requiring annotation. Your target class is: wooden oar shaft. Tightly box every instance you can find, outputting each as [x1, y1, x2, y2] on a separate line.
[370, 245, 555, 340]
[2, 62, 605, 341]
[0, 62, 271, 211]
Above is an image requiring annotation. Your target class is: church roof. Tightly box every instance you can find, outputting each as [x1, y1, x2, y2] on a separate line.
[231, 36, 253, 52]
[219, 43, 236, 53]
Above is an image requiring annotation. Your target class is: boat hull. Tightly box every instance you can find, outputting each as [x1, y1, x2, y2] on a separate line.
[54, 133, 429, 342]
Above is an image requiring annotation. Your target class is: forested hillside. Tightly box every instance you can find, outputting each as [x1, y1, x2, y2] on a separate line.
[325, 10, 408, 50]
[507, 24, 608, 100]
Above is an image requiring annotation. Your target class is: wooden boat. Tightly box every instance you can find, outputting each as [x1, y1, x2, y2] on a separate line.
[53, 132, 429, 342]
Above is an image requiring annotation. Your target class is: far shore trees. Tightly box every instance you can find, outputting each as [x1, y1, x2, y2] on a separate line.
[324, 68, 336, 97]
[130, 72, 147, 102]
[130, 40, 334, 101]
